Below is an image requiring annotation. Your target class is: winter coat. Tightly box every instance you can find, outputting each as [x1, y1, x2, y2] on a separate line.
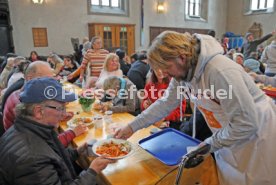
[3, 90, 76, 147]
[0, 116, 98, 185]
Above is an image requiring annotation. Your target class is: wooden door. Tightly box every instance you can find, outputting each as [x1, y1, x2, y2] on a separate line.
[126, 26, 135, 56]
[88, 23, 135, 55]
[101, 24, 116, 51]
[115, 25, 134, 55]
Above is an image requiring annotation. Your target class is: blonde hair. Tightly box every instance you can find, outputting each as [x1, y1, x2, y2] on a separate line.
[147, 31, 198, 70]
[103, 53, 120, 72]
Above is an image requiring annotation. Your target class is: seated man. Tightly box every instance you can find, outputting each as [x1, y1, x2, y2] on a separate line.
[0, 77, 115, 185]
[3, 61, 86, 147]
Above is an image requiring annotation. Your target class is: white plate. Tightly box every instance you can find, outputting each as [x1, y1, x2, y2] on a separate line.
[67, 117, 93, 128]
[92, 138, 134, 160]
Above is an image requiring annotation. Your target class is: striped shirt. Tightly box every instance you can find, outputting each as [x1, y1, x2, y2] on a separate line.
[81, 49, 109, 77]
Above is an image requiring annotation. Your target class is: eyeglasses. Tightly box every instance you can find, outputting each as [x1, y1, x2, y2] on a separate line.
[44, 105, 66, 112]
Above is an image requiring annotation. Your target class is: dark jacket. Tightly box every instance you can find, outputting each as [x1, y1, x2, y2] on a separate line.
[2, 90, 76, 147]
[119, 59, 131, 76]
[0, 116, 97, 185]
[127, 60, 150, 90]
[241, 33, 273, 60]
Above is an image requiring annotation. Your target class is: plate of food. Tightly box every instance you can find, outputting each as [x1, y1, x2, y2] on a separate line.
[92, 138, 134, 160]
[67, 117, 93, 128]
[262, 85, 276, 97]
[92, 100, 113, 111]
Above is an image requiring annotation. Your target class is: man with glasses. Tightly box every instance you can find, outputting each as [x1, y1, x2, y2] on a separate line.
[2, 61, 87, 146]
[0, 77, 114, 185]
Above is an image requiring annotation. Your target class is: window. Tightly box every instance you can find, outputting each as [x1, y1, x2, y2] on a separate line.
[185, 0, 201, 17]
[91, 0, 119, 7]
[88, 0, 129, 16]
[32, 28, 48, 47]
[251, 0, 273, 10]
[244, 0, 274, 15]
[184, 0, 208, 21]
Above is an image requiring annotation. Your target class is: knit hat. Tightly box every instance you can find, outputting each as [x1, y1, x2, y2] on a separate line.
[243, 59, 260, 73]
[245, 32, 253, 39]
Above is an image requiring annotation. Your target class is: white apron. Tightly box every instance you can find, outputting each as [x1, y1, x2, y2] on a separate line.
[190, 77, 276, 185]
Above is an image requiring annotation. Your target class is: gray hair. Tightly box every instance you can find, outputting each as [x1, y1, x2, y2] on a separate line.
[15, 103, 37, 118]
[14, 56, 26, 63]
[48, 54, 63, 65]
[103, 76, 121, 91]
[13, 56, 26, 66]
[15, 100, 53, 118]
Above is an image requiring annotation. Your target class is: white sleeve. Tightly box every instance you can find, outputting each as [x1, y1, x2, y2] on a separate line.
[129, 78, 182, 132]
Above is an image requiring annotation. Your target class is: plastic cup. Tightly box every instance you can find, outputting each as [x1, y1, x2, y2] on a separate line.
[104, 110, 113, 123]
[93, 115, 103, 128]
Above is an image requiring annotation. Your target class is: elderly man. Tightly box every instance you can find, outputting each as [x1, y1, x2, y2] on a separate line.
[1, 60, 50, 112]
[2, 61, 86, 147]
[0, 77, 114, 185]
[115, 31, 276, 185]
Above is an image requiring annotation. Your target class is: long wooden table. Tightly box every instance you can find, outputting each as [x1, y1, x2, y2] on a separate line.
[60, 83, 219, 185]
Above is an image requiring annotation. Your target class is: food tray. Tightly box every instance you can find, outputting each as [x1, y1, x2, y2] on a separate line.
[139, 128, 200, 166]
